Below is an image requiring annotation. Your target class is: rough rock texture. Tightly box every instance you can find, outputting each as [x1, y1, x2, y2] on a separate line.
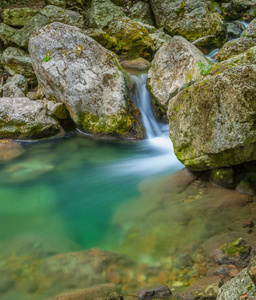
[168, 46, 256, 170]
[147, 36, 209, 115]
[128, 1, 155, 26]
[182, 276, 222, 300]
[88, 0, 125, 28]
[247, 256, 256, 285]
[84, 28, 118, 52]
[217, 19, 256, 61]
[106, 17, 153, 59]
[47, 284, 121, 300]
[2, 82, 25, 98]
[1, 47, 36, 84]
[149, 0, 226, 45]
[2, 8, 39, 26]
[0, 23, 17, 46]
[29, 22, 144, 139]
[217, 268, 256, 299]
[231, 0, 256, 12]
[11, 5, 84, 48]
[7, 74, 28, 94]
[212, 238, 255, 268]
[0, 97, 60, 139]
[149, 28, 172, 52]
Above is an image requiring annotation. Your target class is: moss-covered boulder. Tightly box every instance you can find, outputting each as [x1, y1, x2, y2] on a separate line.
[29, 22, 144, 139]
[0, 97, 60, 139]
[217, 18, 256, 61]
[1, 47, 36, 84]
[10, 5, 84, 48]
[0, 23, 17, 46]
[128, 1, 155, 26]
[149, 0, 227, 48]
[149, 28, 172, 52]
[2, 8, 39, 27]
[168, 46, 256, 170]
[147, 36, 210, 118]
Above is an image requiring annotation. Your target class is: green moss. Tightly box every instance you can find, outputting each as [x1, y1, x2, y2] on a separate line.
[222, 239, 249, 256]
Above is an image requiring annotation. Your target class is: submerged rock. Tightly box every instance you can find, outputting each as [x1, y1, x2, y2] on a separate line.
[217, 18, 256, 61]
[29, 22, 144, 139]
[0, 139, 24, 162]
[0, 97, 60, 139]
[210, 168, 235, 189]
[148, 36, 209, 116]
[168, 46, 256, 170]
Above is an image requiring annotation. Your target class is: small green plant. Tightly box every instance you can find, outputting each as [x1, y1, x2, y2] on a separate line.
[241, 32, 247, 37]
[197, 60, 213, 76]
[43, 50, 51, 62]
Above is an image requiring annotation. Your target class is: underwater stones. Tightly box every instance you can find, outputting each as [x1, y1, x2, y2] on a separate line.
[168, 49, 256, 170]
[29, 22, 144, 139]
[2, 8, 39, 27]
[217, 268, 256, 300]
[147, 36, 209, 115]
[1, 47, 36, 84]
[0, 139, 24, 162]
[47, 284, 121, 300]
[0, 97, 60, 139]
[210, 168, 235, 189]
[149, 0, 226, 45]
[212, 238, 254, 268]
[10, 5, 84, 48]
[217, 19, 256, 61]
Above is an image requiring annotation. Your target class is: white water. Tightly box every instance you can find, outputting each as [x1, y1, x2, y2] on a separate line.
[110, 74, 183, 176]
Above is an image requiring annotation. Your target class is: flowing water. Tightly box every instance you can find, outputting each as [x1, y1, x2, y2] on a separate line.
[1, 74, 255, 300]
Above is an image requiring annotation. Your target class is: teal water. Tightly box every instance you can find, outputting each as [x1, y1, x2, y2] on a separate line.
[0, 132, 182, 251]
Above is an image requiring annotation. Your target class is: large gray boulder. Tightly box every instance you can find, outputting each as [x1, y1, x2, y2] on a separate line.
[128, 1, 155, 26]
[168, 46, 256, 170]
[147, 36, 210, 116]
[29, 22, 144, 139]
[1, 47, 36, 84]
[10, 5, 84, 48]
[149, 0, 226, 47]
[217, 18, 256, 61]
[0, 97, 60, 139]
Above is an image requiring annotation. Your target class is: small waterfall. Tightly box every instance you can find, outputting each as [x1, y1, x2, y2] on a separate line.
[132, 74, 163, 139]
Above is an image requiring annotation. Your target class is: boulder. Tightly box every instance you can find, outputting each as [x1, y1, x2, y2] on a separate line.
[221, 2, 240, 20]
[44, 100, 68, 119]
[248, 256, 256, 285]
[217, 268, 256, 299]
[0, 23, 17, 46]
[231, 0, 256, 12]
[2, 8, 39, 26]
[168, 46, 256, 170]
[217, 19, 256, 61]
[128, 1, 155, 26]
[7, 74, 28, 94]
[2, 82, 25, 97]
[1, 47, 36, 84]
[147, 36, 209, 116]
[0, 97, 60, 139]
[88, 0, 125, 29]
[149, 0, 226, 47]
[29, 22, 144, 139]
[47, 0, 66, 8]
[105, 17, 153, 59]
[210, 168, 235, 188]
[149, 28, 172, 52]
[11, 5, 84, 48]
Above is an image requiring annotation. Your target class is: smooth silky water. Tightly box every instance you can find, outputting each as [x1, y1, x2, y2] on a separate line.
[0, 74, 255, 299]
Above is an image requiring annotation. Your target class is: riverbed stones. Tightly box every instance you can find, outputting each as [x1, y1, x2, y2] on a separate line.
[2, 8, 39, 26]
[29, 22, 144, 139]
[147, 36, 209, 116]
[10, 5, 84, 48]
[217, 268, 256, 300]
[149, 0, 226, 46]
[0, 97, 60, 139]
[168, 46, 256, 170]
[217, 19, 256, 61]
[1, 47, 36, 84]
[210, 168, 235, 189]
